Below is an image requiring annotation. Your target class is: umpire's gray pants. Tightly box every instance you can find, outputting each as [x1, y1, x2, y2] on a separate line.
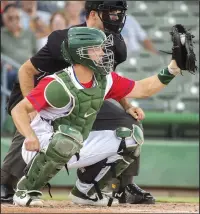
[1, 130, 26, 186]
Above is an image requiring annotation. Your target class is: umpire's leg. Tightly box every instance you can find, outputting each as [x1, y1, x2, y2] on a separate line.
[1, 130, 26, 188]
[119, 156, 140, 186]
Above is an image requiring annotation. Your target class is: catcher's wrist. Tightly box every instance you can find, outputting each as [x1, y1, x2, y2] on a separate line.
[157, 68, 176, 85]
[126, 107, 133, 114]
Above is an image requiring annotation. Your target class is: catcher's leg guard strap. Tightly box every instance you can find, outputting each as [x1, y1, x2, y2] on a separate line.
[77, 158, 108, 200]
[17, 125, 82, 191]
[76, 156, 130, 197]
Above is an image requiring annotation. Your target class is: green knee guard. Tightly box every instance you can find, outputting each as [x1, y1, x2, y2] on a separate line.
[17, 125, 83, 191]
[116, 125, 144, 160]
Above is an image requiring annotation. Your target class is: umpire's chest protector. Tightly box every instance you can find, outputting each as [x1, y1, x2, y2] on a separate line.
[45, 69, 107, 141]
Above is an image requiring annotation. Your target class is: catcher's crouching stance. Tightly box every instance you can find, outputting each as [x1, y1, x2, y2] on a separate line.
[11, 25, 197, 207]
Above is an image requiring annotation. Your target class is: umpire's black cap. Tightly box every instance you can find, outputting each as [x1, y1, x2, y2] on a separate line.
[85, 1, 127, 12]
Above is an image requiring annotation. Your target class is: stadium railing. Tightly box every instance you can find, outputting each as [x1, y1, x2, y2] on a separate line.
[1, 54, 21, 128]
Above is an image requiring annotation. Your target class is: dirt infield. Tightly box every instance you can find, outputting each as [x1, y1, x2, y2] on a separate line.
[1, 201, 199, 213]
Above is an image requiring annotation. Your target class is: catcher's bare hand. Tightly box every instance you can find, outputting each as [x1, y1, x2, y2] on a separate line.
[24, 135, 40, 152]
[126, 107, 145, 121]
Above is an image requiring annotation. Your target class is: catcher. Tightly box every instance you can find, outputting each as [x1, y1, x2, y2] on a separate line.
[11, 25, 197, 207]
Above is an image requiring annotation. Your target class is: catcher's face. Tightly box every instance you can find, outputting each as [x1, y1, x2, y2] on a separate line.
[87, 36, 114, 74]
[76, 35, 114, 75]
[88, 46, 105, 63]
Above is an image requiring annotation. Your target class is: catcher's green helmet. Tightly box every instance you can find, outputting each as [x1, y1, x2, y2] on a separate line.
[61, 27, 114, 75]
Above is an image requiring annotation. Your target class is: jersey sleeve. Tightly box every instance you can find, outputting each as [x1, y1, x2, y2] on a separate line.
[105, 72, 135, 101]
[26, 77, 54, 112]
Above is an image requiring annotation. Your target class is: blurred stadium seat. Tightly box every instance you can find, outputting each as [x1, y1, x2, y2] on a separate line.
[184, 81, 199, 99]
[131, 97, 168, 112]
[118, 70, 145, 81]
[149, 29, 172, 43]
[129, 1, 150, 16]
[154, 41, 173, 52]
[185, 1, 199, 17]
[188, 4, 199, 17]
[134, 15, 155, 30]
[136, 54, 163, 73]
[156, 16, 177, 31]
[147, 1, 173, 17]
[173, 17, 197, 29]
[179, 97, 199, 113]
[116, 57, 139, 73]
[157, 80, 182, 100]
[169, 2, 191, 17]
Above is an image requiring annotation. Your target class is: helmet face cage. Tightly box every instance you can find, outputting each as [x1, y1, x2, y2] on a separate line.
[76, 34, 114, 75]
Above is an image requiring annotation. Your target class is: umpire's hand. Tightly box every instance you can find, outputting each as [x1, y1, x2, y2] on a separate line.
[126, 107, 145, 121]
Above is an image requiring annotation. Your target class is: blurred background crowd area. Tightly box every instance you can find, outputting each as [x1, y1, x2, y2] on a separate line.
[1, 1, 199, 138]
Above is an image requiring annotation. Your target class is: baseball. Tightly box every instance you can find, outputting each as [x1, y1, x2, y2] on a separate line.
[180, 34, 186, 45]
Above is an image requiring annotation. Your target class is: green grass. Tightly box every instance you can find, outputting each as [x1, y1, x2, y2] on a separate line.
[156, 197, 199, 203]
[42, 193, 69, 201]
[42, 192, 199, 203]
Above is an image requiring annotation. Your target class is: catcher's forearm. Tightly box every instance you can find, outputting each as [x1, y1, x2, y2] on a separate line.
[126, 60, 180, 98]
[145, 61, 181, 96]
[119, 97, 132, 111]
[12, 109, 34, 138]
[11, 104, 35, 138]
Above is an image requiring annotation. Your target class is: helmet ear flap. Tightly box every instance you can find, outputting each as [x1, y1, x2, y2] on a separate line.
[61, 40, 73, 64]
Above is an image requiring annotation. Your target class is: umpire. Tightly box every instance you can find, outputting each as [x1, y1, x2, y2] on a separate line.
[1, 1, 155, 204]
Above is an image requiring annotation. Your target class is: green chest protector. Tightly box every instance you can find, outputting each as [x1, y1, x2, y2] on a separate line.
[46, 69, 107, 140]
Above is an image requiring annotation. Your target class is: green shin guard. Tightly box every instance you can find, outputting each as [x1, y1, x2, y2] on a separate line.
[17, 125, 83, 192]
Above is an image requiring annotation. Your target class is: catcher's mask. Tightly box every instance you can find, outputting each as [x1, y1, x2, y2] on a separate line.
[61, 27, 114, 75]
[85, 1, 128, 33]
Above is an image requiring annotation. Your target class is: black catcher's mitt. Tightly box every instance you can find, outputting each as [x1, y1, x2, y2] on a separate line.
[161, 24, 197, 74]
